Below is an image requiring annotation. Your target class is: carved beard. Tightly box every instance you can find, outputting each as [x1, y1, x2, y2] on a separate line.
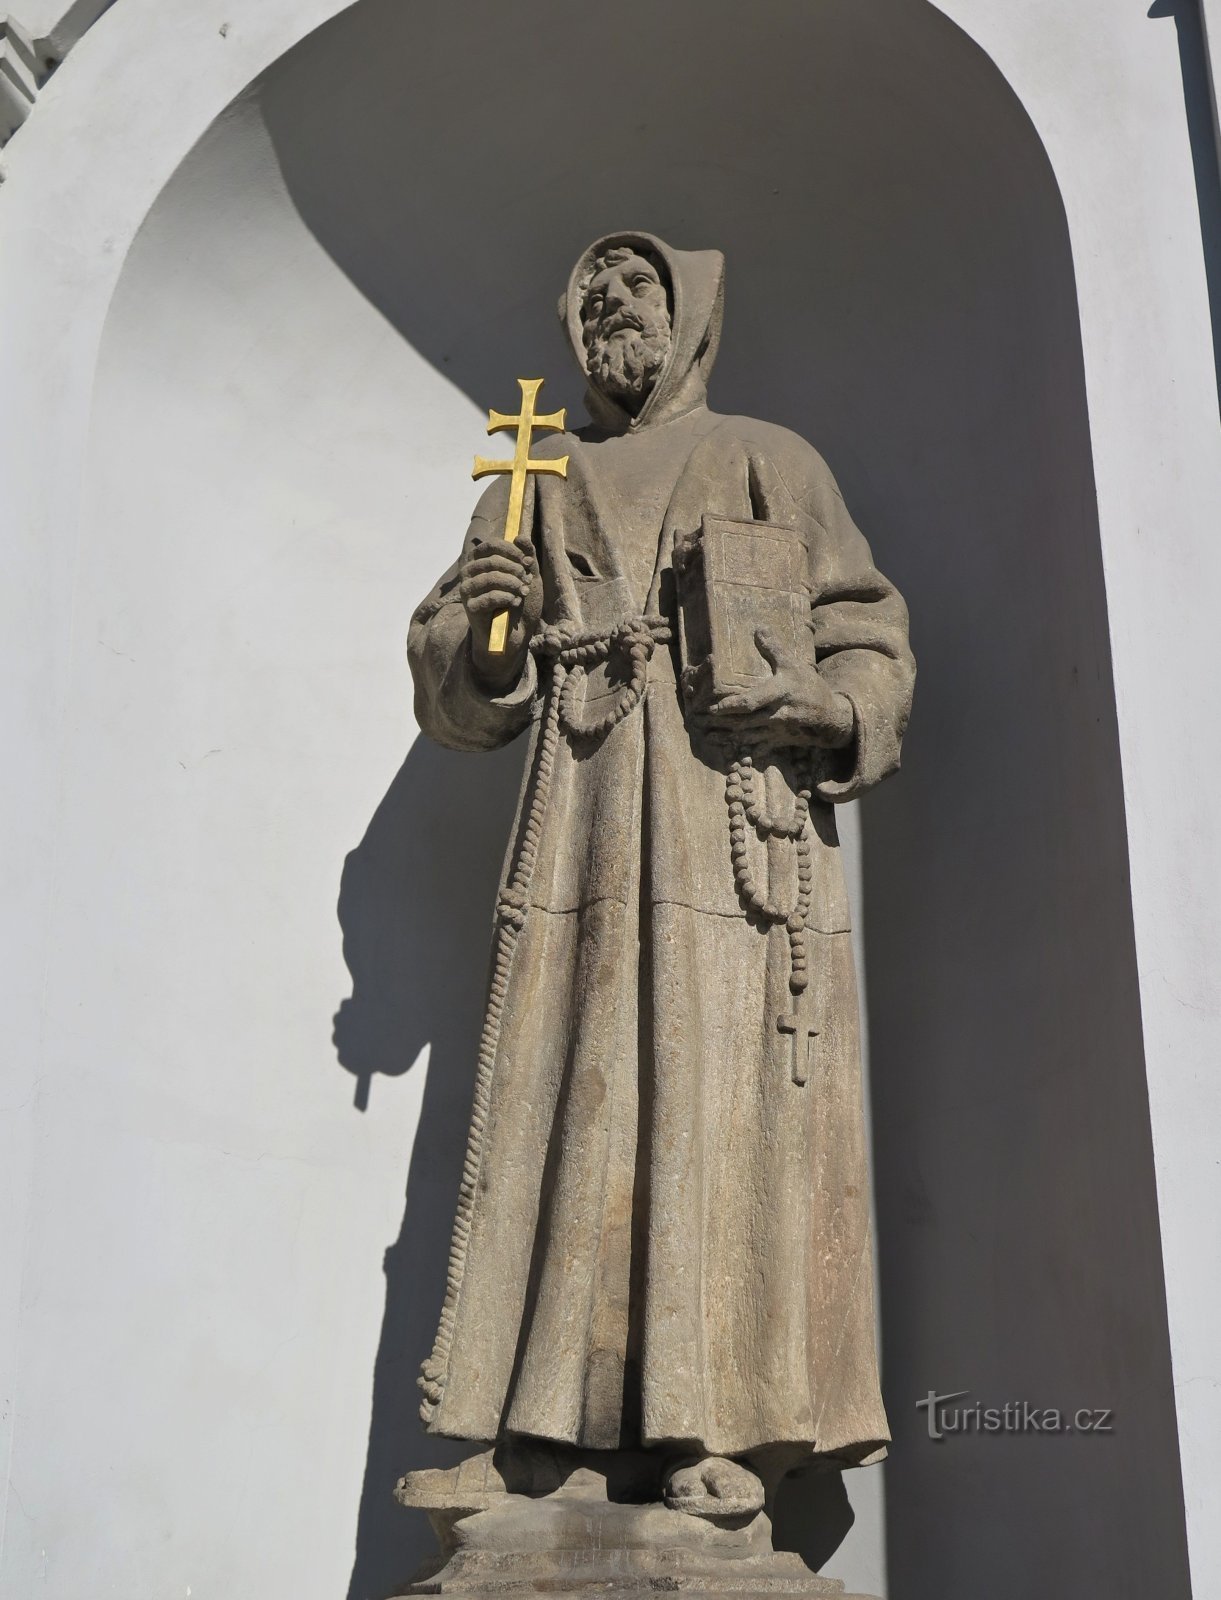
[583, 312, 672, 412]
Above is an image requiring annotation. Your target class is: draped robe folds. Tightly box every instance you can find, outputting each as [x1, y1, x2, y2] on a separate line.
[407, 233, 914, 1467]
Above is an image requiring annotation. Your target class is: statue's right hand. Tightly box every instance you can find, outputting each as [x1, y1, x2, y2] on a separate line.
[459, 535, 544, 687]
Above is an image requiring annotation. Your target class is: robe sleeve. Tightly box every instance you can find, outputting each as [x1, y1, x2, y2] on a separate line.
[800, 463, 916, 803]
[407, 485, 539, 754]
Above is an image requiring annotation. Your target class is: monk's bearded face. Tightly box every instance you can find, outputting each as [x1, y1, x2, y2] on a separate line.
[580, 251, 672, 413]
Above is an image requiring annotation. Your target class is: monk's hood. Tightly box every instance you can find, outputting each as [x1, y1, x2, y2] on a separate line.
[560, 230, 725, 434]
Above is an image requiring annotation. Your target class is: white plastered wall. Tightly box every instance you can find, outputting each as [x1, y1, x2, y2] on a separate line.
[0, 3, 1218, 1598]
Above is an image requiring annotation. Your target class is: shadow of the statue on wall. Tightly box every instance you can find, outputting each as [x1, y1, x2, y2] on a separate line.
[771, 1468, 857, 1574]
[335, 733, 525, 1600]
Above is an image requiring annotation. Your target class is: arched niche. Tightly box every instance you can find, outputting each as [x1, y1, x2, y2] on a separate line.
[59, 2, 1189, 1598]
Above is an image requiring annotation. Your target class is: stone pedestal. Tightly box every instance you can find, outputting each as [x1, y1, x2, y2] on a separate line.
[393, 1467, 878, 1600]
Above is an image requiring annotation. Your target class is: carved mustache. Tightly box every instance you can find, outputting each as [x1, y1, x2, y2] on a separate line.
[600, 309, 647, 334]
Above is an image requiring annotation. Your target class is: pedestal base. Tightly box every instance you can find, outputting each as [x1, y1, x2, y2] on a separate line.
[392, 1490, 878, 1600]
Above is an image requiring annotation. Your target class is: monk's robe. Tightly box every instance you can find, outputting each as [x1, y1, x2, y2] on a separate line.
[408, 231, 914, 1465]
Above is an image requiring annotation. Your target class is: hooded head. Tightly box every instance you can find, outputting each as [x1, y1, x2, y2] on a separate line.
[560, 231, 725, 434]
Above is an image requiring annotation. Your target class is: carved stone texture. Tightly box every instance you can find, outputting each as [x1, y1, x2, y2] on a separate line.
[403, 231, 915, 1594]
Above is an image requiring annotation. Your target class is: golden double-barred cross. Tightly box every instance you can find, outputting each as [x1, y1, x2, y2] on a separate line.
[472, 377, 569, 655]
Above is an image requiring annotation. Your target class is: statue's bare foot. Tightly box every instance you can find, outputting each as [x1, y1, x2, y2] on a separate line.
[664, 1455, 765, 1519]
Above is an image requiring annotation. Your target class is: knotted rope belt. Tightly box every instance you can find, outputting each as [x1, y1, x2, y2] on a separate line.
[534, 613, 672, 739]
[418, 612, 813, 1422]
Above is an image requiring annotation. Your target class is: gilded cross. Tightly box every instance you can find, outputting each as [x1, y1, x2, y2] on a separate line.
[777, 1011, 819, 1087]
[472, 377, 569, 654]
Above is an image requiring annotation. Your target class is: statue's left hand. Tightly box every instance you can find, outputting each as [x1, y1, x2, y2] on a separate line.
[695, 628, 855, 749]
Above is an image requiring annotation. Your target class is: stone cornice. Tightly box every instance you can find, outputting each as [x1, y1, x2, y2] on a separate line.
[0, 16, 41, 144]
[0, 0, 115, 146]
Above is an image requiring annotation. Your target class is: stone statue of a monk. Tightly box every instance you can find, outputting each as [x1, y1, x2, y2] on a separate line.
[398, 231, 914, 1574]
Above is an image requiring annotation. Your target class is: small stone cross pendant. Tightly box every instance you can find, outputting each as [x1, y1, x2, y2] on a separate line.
[777, 1012, 819, 1087]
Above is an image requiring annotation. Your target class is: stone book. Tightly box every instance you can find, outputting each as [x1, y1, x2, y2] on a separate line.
[676, 514, 813, 705]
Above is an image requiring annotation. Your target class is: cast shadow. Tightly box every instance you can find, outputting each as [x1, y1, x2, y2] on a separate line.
[1149, 0, 1221, 420]
[772, 1469, 857, 1575]
[336, 734, 525, 1600]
